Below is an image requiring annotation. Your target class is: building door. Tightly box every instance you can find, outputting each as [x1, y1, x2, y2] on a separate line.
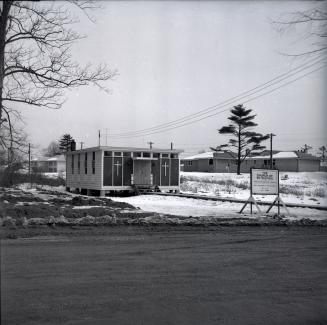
[133, 160, 151, 185]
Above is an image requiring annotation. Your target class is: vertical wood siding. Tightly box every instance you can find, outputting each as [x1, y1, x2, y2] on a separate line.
[66, 150, 103, 189]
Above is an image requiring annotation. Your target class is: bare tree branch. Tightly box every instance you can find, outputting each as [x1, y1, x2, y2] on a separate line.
[0, 0, 117, 160]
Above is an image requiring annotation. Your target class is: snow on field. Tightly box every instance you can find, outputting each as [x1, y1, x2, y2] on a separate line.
[110, 172, 327, 221]
[180, 172, 327, 206]
[109, 194, 327, 221]
[7, 171, 327, 222]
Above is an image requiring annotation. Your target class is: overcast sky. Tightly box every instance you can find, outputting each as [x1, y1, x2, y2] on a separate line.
[22, 1, 327, 157]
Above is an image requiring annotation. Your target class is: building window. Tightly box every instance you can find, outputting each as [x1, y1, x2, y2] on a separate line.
[209, 159, 213, 165]
[134, 152, 142, 158]
[254, 160, 256, 165]
[143, 152, 151, 158]
[123, 152, 131, 157]
[188, 161, 193, 166]
[153, 153, 160, 158]
[114, 152, 122, 156]
[78, 154, 81, 174]
[72, 155, 74, 174]
[162, 153, 169, 158]
[85, 153, 88, 174]
[92, 152, 95, 174]
[171, 153, 178, 158]
[104, 151, 112, 157]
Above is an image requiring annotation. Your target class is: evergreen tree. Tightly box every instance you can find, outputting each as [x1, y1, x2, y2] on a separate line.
[59, 134, 75, 152]
[218, 104, 269, 175]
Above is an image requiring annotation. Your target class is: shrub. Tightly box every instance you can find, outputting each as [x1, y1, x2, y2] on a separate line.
[311, 187, 325, 198]
[279, 185, 304, 197]
[0, 170, 65, 187]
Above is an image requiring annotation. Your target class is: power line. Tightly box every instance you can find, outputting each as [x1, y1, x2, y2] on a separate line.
[108, 56, 326, 138]
[109, 62, 327, 139]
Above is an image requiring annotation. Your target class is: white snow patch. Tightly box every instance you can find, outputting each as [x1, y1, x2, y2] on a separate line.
[72, 205, 106, 209]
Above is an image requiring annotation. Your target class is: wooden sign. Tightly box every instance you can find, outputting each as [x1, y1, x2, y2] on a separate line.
[251, 168, 279, 195]
[240, 168, 291, 218]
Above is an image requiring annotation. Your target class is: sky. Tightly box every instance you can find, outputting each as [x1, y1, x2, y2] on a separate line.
[20, 1, 327, 157]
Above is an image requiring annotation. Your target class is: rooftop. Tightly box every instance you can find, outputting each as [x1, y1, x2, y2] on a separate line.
[32, 154, 65, 162]
[68, 146, 183, 154]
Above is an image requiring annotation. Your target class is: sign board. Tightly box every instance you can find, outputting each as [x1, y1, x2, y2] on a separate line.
[251, 168, 279, 195]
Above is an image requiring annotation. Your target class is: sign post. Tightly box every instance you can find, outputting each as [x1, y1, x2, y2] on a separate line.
[239, 168, 291, 217]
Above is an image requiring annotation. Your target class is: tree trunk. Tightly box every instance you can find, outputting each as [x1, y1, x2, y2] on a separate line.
[237, 124, 241, 175]
[0, 1, 12, 123]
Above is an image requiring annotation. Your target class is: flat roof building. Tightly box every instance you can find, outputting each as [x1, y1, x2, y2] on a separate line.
[66, 146, 183, 195]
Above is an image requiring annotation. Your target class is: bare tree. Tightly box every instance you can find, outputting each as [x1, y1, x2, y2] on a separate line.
[272, 2, 327, 57]
[0, 1, 117, 151]
[44, 141, 61, 157]
[300, 144, 312, 153]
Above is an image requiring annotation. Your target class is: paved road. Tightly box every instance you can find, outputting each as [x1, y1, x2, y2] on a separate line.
[1, 227, 327, 325]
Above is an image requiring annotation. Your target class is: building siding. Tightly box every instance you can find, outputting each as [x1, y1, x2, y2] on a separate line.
[298, 159, 320, 172]
[66, 150, 103, 190]
[183, 156, 320, 173]
[67, 147, 182, 191]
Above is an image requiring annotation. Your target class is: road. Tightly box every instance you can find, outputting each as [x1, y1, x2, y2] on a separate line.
[1, 226, 327, 325]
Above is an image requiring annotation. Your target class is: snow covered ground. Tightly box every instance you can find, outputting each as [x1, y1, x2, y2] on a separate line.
[11, 172, 327, 221]
[110, 194, 327, 220]
[179, 171, 327, 206]
[110, 172, 327, 221]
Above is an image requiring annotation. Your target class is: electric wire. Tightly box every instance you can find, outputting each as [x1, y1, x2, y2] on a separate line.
[107, 55, 326, 138]
[108, 62, 327, 139]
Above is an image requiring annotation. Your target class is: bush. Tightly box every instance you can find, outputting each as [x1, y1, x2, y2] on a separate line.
[279, 185, 304, 197]
[0, 170, 65, 187]
[310, 187, 325, 198]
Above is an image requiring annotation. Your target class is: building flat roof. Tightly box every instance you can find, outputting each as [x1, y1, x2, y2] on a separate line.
[183, 151, 236, 160]
[67, 146, 183, 154]
[182, 152, 214, 160]
[31, 154, 65, 162]
[249, 151, 298, 160]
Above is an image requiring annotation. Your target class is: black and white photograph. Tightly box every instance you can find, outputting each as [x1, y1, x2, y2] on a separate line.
[1, 0, 327, 324]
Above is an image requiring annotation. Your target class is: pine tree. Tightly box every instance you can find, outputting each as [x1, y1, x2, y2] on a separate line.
[218, 104, 269, 175]
[59, 134, 75, 153]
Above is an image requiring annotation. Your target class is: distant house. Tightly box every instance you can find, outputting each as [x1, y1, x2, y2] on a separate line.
[182, 151, 237, 173]
[31, 155, 66, 173]
[243, 151, 321, 172]
[320, 161, 327, 172]
[182, 150, 321, 173]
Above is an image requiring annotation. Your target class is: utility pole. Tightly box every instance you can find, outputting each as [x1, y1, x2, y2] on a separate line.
[105, 128, 109, 146]
[98, 130, 101, 147]
[147, 141, 154, 149]
[80, 142, 84, 150]
[171, 142, 173, 150]
[28, 143, 31, 188]
[270, 133, 276, 169]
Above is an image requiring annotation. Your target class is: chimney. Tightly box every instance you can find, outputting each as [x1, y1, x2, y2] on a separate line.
[70, 140, 76, 151]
